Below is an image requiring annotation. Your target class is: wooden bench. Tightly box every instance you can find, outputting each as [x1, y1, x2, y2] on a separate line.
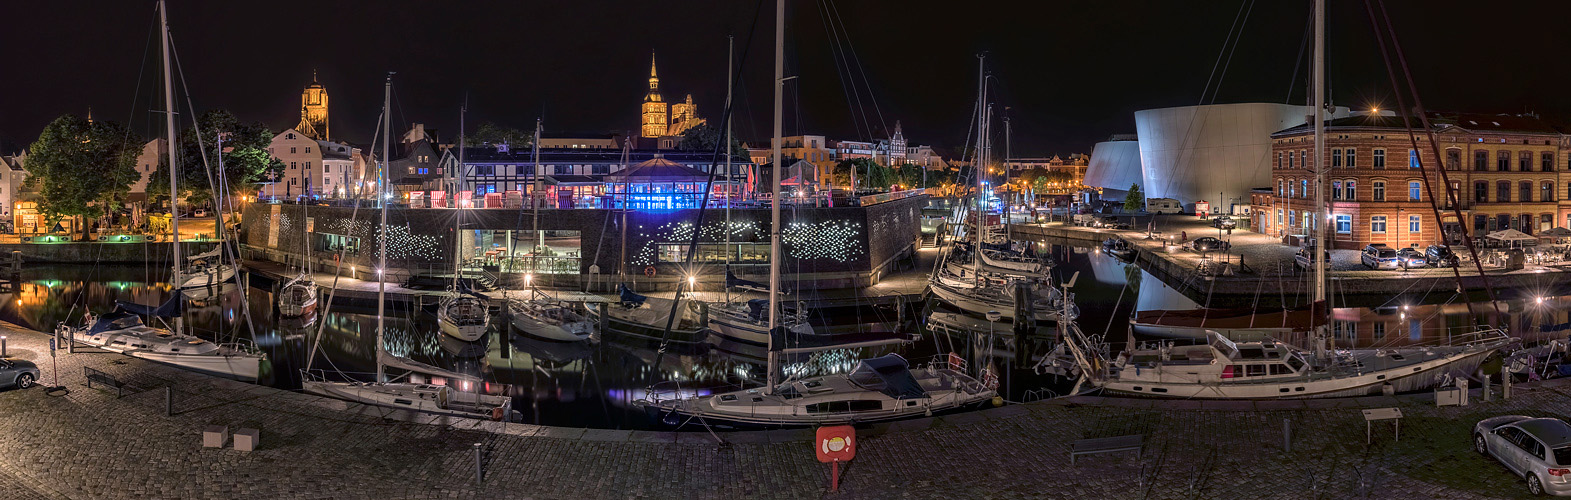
[1070, 435, 1143, 465]
[84, 367, 124, 398]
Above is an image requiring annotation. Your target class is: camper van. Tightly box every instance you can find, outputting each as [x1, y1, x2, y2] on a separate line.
[1146, 198, 1182, 214]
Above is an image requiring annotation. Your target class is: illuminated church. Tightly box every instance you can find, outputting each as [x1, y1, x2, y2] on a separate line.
[641, 52, 705, 140]
[296, 71, 330, 140]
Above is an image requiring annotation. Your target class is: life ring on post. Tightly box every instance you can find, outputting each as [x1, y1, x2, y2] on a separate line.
[644, 266, 657, 278]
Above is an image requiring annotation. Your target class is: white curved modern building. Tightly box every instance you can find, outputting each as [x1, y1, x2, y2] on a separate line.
[1084, 135, 1143, 201]
[1133, 103, 1348, 213]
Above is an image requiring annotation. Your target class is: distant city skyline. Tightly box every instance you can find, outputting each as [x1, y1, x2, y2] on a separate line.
[5, 1, 1571, 156]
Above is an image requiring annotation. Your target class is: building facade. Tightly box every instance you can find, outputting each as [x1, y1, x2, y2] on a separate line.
[265, 129, 363, 200]
[1261, 113, 1568, 250]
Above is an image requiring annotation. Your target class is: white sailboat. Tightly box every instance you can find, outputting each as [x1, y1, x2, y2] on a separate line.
[502, 118, 593, 343]
[587, 284, 709, 344]
[1039, 0, 1517, 400]
[301, 75, 514, 421]
[278, 195, 317, 318]
[56, 1, 265, 382]
[640, 10, 994, 426]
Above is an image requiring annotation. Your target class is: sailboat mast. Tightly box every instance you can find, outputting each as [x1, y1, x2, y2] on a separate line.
[724, 35, 734, 305]
[766, 0, 785, 393]
[378, 73, 392, 383]
[533, 119, 543, 256]
[972, 54, 986, 282]
[159, 0, 182, 335]
[1311, 0, 1328, 360]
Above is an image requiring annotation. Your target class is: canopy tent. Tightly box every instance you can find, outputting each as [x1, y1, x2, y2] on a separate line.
[1538, 227, 1571, 239]
[604, 157, 710, 183]
[1486, 229, 1538, 246]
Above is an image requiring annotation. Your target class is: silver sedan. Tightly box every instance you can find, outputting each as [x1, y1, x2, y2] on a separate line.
[1475, 415, 1571, 496]
[0, 357, 39, 390]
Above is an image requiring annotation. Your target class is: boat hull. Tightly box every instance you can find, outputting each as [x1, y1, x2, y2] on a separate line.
[1102, 348, 1498, 399]
[587, 303, 708, 344]
[509, 313, 593, 342]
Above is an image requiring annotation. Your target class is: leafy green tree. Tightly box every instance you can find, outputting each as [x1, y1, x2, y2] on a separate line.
[23, 114, 141, 238]
[147, 110, 282, 208]
[675, 124, 747, 159]
[1124, 183, 1145, 212]
[464, 122, 532, 148]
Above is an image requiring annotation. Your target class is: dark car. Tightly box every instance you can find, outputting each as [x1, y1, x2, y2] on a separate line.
[1190, 237, 1230, 253]
[0, 358, 39, 390]
[1426, 245, 1459, 267]
[1211, 216, 1237, 230]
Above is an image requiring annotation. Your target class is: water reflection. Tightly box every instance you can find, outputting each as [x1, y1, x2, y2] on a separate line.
[12, 247, 1563, 429]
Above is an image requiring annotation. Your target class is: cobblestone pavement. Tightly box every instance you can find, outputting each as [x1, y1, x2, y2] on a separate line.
[0, 322, 1556, 499]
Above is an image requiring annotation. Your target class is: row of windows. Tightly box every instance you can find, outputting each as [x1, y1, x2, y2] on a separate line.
[1470, 150, 1557, 172]
[1470, 180, 1560, 203]
[1278, 178, 1419, 201]
[1277, 148, 1418, 169]
[1279, 147, 1563, 172]
[1472, 214, 1559, 233]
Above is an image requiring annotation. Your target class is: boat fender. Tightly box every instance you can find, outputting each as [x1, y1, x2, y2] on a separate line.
[491, 407, 504, 421]
[991, 396, 1004, 407]
[644, 266, 656, 278]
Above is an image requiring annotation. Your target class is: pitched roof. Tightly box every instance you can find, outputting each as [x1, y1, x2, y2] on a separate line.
[605, 156, 709, 182]
[1273, 112, 1562, 136]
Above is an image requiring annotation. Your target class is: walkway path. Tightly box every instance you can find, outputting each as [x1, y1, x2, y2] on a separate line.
[0, 322, 1553, 499]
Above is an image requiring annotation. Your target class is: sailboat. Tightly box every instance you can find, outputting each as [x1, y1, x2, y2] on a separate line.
[503, 118, 594, 342]
[55, 1, 265, 382]
[301, 74, 514, 421]
[589, 284, 709, 344]
[278, 190, 317, 318]
[640, 11, 995, 427]
[1039, 0, 1517, 400]
[436, 130, 490, 342]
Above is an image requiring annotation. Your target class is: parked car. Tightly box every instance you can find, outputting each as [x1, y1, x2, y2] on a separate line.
[1474, 415, 1571, 496]
[1361, 244, 1400, 270]
[1293, 246, 1330, 270]
[1095, 217, 1130, 230]
[0, 358, 39, 390]
[1426, 245, 1460, 267]
[1210, 216, 1237, 230]
[1190, 236, 1230, 253]
[1395, 248, 1428, 268]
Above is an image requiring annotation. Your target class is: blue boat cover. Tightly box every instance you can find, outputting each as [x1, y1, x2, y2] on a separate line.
[88, 310, 146, 336]
[847, 353, 926, 400]
[618, 283, 647, 307]
[746, 299, 768, 321]
[115, 291, 183, 318]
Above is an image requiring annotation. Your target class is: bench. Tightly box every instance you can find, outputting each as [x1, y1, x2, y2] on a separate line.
[1070, 435, 1143, 465]
[84, 367, 124, 398]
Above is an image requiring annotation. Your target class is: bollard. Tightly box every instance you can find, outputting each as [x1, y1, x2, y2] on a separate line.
[166, 387, 173, 416]
[473, 442, 483, 485]
[1283, 418, 1291, 454]
[1483, 377, 1493, 402]
[1504, 373, 1512, 400]
[1, 335, 6, 357]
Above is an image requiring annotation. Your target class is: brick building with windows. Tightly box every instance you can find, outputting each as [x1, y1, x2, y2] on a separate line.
[1259, 113, 1567, 250]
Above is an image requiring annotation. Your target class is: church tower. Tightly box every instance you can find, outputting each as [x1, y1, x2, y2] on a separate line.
[641, 53, 668, 138]
[297, 70, 330, 140]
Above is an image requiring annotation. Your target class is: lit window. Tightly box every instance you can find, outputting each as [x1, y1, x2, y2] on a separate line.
[1409, 181, 1421, 201]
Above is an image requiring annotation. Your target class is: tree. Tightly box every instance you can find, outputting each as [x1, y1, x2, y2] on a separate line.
[1124, 183, 1146, 212]
[464, 122, 532, 148]
[675, 124, 747, 159]
[147, 110, 282, 208]
[23, 114, 141, 239]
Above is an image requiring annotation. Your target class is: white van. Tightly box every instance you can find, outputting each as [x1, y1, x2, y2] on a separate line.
[1146, 198, 1182, 214]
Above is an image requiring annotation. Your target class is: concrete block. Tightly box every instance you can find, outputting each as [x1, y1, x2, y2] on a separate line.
[202, 425, 227, 448]
[234, 428, 259, 452]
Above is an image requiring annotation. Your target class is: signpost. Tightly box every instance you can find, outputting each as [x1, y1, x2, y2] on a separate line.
[815, 425, 856, 492]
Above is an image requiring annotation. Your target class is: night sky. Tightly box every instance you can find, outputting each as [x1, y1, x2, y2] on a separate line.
[5, 1, 1571, 157]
